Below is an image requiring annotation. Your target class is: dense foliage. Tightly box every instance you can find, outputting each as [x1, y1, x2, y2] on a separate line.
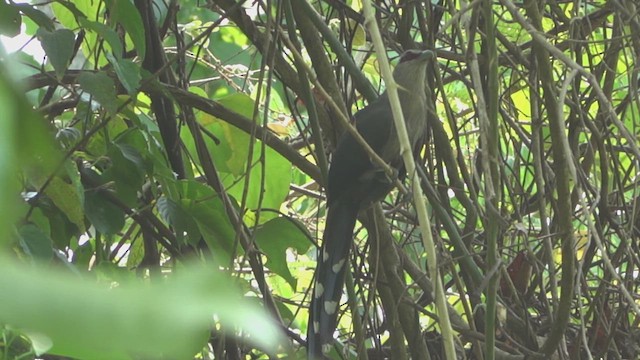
[1, 0, 639, 359]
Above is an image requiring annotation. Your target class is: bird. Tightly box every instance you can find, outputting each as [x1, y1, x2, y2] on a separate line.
[307, 49, 432, 359]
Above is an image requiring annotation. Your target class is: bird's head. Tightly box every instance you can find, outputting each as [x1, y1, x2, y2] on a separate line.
[398, 49, 434, 64]
[392, 49, 433, 93]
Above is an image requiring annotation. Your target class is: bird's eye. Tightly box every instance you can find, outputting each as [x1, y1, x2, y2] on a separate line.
[399, 50, 421, 63]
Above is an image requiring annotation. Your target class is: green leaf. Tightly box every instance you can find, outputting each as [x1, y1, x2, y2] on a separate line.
[39, 201, 77, 249]
[18, 223, 53, 261]
[218, 26, 250, 48]
[42, 176, 86, 234]
[51, 1, 105, 67]
[215, 96, 292, 215]
[157, 196, 200, 244]
[71, 240, 93, 268]
[182, 93, 255, 176]
[254, 217, 312, 290]
[116, 141, 146, 170]
[117, 127, 155, 174]
[107, 53, 141, 94]
[29, 208, 51, 240]
[24, 156, 85, 236]
[0, 261, 282, 359]
[183, 93, 292, 221]
[174, 180, 236, 263]
[224, 145, 292, 223]
[78, 72, 118, 114]
[126, 235, 144, 268]
[37, 28, 75, 79]
[0, 58, 64, 245]
[79, 18, 124, 59]
[188, 197, 236, 264]
[51, 1, 89, 30]
[0, 2, 22, 37]
[0, 73, 19, 244]
[15, 4, 54, 32]
[215, 94, 255, 174]
[26, 158, 85, 235]
[105, 0, 145, 61]
[84, 189, 125, 235]
[56, 127, 82, 149]
[102, 142, 145, 207]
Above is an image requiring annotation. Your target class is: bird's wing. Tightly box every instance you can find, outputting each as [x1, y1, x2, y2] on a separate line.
[353, 95, 394, 155]
[327, 96, 394, 205]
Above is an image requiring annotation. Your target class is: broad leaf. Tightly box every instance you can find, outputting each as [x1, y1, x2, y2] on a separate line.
[254, 217, 312, 290]
[84, 189, 125, 235]
[15, 4, 54, 32]
[79, 18, 124, 60]
[108, 53, 141, 95]
[0, 2, 21, 37]
[18, 223, 53, 261]
[37, 28, 75, 79]
[78, 72, 119, 115]
[0, 261, 282, 359]
[105, 0, 146, 61]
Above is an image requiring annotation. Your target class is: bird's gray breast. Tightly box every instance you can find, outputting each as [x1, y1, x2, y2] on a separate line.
[380, 91, 427, 162]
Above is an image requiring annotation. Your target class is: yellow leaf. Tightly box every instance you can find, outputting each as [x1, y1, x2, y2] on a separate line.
[267, 122, 289, 136]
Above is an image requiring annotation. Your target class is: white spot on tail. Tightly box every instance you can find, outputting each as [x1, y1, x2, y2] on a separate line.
[332, 258, 345, 273]
[324, 300, 338, 315]
[314, 283, 324, 298]
[313, 321, 319, 334]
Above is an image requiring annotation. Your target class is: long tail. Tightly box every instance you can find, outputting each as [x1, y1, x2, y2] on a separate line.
[307, 199, 359, 359]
